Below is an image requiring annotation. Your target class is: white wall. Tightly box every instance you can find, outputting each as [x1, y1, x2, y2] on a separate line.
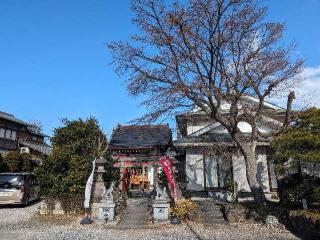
[232, 146, 271, 193]
[232, 154, 251, 192]
[186, 119, 274, 137]
[256, 147, 271, 192]
[186, 149, 205, 191]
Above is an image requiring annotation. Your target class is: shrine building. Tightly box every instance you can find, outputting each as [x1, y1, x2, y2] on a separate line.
[109, 125, 172, 193]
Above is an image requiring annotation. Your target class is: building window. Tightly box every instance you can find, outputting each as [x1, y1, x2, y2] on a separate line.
[0, 128, 5, 138]
[11, 130, 16, 140]
[204, 155, 232, 189]
[5, 129, 12, 139]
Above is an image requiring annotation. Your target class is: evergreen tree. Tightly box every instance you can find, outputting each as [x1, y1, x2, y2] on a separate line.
[271, 108, 320, 173]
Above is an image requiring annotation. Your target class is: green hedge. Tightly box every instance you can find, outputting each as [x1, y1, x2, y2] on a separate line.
[0, 151, 34, 173]
[278, 174, 320, 208]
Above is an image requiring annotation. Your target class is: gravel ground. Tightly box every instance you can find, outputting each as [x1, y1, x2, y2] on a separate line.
[0, 200, 41, 225]
[0, 201, 300, 240]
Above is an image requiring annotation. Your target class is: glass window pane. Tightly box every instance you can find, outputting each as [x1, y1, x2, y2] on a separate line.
[205, 156, 218, 188]
[0, 128, 5, 138]
[218, 157, 231, 187]
[5, 129, 12, 139]
[11, 131, 16, 140]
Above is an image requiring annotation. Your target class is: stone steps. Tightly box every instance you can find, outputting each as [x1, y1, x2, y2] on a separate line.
[195, 200, 227, 225]
[117, 198, 149, 229]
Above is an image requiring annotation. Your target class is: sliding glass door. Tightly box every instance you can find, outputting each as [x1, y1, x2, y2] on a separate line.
[204, 155, 231, 189]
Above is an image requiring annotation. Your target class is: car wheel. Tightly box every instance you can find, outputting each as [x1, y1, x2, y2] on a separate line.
[23, 195, 30, 207]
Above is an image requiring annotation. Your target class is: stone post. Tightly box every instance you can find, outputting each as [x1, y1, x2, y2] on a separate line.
[153, 200, 170, 221]
[91, 156, 116, 224]
[153, 181, 170, 221]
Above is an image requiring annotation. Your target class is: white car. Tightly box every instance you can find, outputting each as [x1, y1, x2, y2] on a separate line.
[0, 173, 40, 206]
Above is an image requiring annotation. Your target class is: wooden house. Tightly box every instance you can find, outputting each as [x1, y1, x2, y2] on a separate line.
[0, 111, 51, 160]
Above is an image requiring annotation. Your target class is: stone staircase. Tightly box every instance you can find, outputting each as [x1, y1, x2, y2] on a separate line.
[195, 200, 227, 225]
[117, 198, 149, 229]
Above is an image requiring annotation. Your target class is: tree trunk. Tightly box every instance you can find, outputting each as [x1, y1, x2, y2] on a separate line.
[241, 143, 267, 205]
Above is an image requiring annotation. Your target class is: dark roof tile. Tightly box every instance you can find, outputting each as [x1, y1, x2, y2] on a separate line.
[110, 125, 172, 149]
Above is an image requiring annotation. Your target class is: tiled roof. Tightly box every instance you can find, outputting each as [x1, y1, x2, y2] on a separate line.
[0, 111, 47, 137]
[0, 111, 29, 126]
[20, 140, 52, 155]
[110, 125, 172, 149]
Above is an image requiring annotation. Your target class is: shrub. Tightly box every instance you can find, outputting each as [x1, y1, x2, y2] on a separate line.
[42, 194, 85, 214]
[0, 154, 9, 173]
[170, 199, 197, 220]
[290, 210, 320, 231]
[3, 151, 22, 172]
[177, 182, 191, 199]
[35, 117, 119, 212]
[2, 151, 34, 172]
[21, 153, 33, 172]
[278, 174, 320, 208]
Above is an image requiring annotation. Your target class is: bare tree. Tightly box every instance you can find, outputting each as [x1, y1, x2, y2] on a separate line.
[28, 120, 43, 134]
[108, 0, 303, 204]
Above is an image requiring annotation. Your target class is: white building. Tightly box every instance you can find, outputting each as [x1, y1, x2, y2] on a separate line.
[173, 96, 281, 201]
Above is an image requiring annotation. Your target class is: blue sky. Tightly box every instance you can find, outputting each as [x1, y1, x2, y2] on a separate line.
[0, 0, 319, 137]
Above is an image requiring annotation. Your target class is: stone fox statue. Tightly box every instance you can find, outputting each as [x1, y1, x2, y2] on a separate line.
[154, 180, 168, 201]
[102, 182, 114, 202]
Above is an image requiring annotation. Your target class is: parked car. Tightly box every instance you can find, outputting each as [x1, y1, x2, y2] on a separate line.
[0, 173, 40, 206]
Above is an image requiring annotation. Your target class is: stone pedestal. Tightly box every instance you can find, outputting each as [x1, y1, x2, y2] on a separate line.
[153, 200, 170, 221]
[92, 201, 116, 224]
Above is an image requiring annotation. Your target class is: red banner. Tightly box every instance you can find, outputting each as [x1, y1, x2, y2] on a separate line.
[160, 156, 178, 203]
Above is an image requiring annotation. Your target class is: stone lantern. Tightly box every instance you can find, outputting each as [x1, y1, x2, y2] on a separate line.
[91, 156, 115, 223]
[93, 156, 107, 202]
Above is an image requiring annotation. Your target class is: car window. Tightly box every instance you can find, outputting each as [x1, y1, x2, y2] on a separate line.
[0, 174, 23, 187]
[24, 176, 29, 185]
[30, 176, 35, 186]
[30, 175, 35, 185]
[33, 176, 39, 185]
